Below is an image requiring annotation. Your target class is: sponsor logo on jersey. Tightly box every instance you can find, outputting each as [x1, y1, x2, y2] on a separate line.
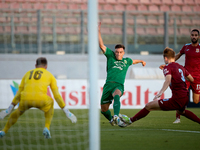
[186, 49, 189, 51]
[163, 68, 169, 75]
[113, 61, 126, 70]
[196, 48, 199, 53]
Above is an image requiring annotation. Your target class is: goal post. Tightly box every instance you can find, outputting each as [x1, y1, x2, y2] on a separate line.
[88, 0, 100, 150]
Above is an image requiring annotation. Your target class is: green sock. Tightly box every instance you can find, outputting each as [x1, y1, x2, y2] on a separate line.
[101, 110, 112, 121]
[113, 95, 121, 116]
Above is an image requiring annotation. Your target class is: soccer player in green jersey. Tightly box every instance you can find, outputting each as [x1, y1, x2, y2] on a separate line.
[98, 22, 146, 126]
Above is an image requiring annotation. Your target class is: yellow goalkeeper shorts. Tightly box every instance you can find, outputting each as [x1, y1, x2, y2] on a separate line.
[18, 96, 54, 113]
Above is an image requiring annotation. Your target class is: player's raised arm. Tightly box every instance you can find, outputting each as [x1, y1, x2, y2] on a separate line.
[175, 52, 183, 61]
[153, 74, 171, 100]
[132, 59, 146, 66]
[98, 22, 106, 53]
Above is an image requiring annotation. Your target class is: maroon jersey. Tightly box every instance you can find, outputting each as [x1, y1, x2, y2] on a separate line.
[163, 62, 189, 98]
[180, 43, 200, 83]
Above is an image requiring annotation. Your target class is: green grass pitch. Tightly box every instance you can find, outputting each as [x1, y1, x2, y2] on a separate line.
[0, 108, 200, 150]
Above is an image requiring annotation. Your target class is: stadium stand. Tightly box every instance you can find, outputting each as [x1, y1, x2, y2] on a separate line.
[33, 3, 44, 9]
[140, 0, 151, 5]
[128, 0, 140, 4]
[151, 0, 162, 5]
[161, 0, 173, 6]
[160, 5, 170, 11]
[183, 0, 196, 5]
[0, 0, 199, 12]
[172, 0, 184, 5]
[171, 5, 182, 11]
[149, 5, 160, 11]
[137, 4, 148, 11]
[0, 0, 200, 54]
[125, 4, 137, 11]
[182, 5, 193, 12]
[194, 0, 200, 4]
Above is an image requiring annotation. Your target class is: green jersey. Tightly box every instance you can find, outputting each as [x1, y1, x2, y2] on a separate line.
[104, 47, 133, 85]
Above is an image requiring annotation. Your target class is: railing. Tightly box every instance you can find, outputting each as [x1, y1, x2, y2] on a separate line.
[0, 9, 199, 54]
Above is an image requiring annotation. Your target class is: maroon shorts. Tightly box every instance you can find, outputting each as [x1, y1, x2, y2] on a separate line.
[186, 80, 200, 94]
[158, 96, 189, 111]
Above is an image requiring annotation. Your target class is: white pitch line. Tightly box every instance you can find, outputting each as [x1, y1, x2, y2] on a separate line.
[10, 128, 200, 134]
[161, 129, 200, 134]
[101, 128, 200, 134]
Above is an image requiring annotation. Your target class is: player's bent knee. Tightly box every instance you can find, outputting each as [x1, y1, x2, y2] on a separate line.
[177, 110, 184, 115]
[144, 103, 151, 111]
[101, 106, 108, 112]
[144, 101, 157, 111]
[101, 108, 108, 112]
[101, 103, 110, 112]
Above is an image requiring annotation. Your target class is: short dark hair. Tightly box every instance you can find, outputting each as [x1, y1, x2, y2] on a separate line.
[163, 47, 175, 59]
[191, 29, 199, 35]
[36, 57, 47, 66]
[115, 44, 125, 50]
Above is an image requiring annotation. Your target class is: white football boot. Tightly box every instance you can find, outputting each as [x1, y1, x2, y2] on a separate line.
[173, 118, 181, 124]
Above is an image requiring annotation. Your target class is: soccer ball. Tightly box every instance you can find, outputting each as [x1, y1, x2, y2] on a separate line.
[117, 115, 128, 128]
[119, 114, 129, 120]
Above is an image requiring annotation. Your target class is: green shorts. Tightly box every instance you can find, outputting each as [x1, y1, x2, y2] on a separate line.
[100, 82, 124, 105]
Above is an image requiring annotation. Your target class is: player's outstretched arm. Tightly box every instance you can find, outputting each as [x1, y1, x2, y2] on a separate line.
[132, 60, 146, 66]
[153, 75, 171, 100]
[0, 88, 22, 120]
[50, 76, 77, 123]
[159, 64, 165, 70]
[0, 103, 16, 120]
[98, 22, 106, 53]
[62, 106, 77, 123]
[51, 88, 77, 123]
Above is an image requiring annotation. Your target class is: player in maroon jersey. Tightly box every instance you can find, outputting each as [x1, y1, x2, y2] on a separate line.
[160, 29, 200, 123]
[120, 47, 200, 126]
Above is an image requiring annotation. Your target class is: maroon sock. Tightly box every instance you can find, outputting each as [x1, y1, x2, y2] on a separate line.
[130, 108, 150, 123]
[176, 113, 180, 119]
[182, 110, 200, 124]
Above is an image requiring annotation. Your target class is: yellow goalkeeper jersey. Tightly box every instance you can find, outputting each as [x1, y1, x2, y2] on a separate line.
[13, 68, 65, 108]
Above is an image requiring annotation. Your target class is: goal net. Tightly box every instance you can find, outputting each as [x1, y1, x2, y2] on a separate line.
[0, 80, 90, 150]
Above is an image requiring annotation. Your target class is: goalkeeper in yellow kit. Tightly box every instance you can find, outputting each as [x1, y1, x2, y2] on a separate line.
[0, 57, 77, 139]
